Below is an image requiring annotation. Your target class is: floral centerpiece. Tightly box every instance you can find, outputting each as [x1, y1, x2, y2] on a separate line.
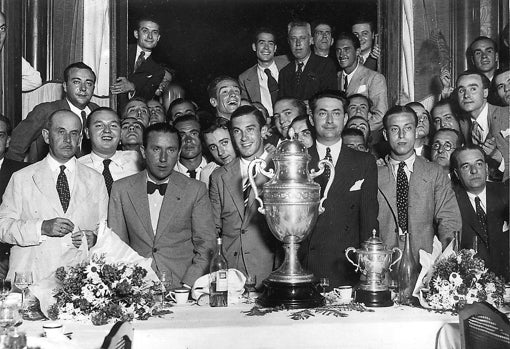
[47, 254, 158, 325]
[420, 249, 505, 311]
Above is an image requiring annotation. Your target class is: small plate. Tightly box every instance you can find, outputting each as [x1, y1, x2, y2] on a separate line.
[171, 301, 195, 307]
[336, 298, 353, 305]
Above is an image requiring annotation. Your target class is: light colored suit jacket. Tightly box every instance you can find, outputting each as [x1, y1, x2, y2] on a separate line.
[108, 170, 216, 287]
[209, 158, 280, 288]
[0, 157, 108, 282]
[338, 64, 388, 132]
[239, 55, 290, 103]
[377, 156, 461, 262]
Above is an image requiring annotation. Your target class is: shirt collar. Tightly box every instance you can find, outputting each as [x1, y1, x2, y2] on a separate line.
[66, 99, 91, 117]
[177, 157, 208, 171]
[90, 150, 123, 167]
[388, 153, 416, 173]
[296, 53, 311, 70]
[472, 102, 489, 132]
[146, 171, 169, 185]
[136, 45, 152, 59]
[0, 157, 4, 169]
[466, 186, 487, 210]
[46, 154, 77, 173]
[344, 61, 360, 80]
[240, 150, 269, 179]
[257, 61, 278, 79]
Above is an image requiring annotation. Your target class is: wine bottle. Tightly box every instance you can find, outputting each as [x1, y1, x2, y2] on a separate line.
[398, 232, 418, 305]
[210, 237, 228, 307]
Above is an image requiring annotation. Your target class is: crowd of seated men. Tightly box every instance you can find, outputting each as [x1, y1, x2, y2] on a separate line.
[0, 13, 508, 291]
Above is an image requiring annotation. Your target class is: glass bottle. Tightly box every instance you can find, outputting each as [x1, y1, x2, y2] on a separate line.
[209, 237, 228, 307]
[398, 233, 418, 305]
[453, 231, 460, 253]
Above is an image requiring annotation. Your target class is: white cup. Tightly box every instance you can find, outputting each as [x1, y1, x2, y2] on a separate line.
[334, 286, 353, 301]
[504, 283, 510, 302]
[169, 288, 190, 305]
[43, 322, 64, 339]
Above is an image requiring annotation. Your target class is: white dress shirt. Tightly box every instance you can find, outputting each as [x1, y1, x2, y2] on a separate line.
[466, 187, 487, 213]
[388, 153, 416, 181]
[134, 45, 152, 69]
[174, 157, 208, 180]
[47, 155, 77, 194]
[66, 99, 91, 128]
[472, 103, 489, 141]
[257, 61, 279, 115]
[147, 174, 168, 234]
[316, 139, 342, 167]
[342, 62, 360, 90]
[78, 150, 142, 181]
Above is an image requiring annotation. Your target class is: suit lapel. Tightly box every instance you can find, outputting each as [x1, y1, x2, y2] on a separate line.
[223, 160, 244, 219]
[377, 158, 398, 217]
[155, 173, 182, 243]
[33, 161, 63, 215]
[246, 66, 261, 102]
[456, 188, 483, 239]
[127, 171, 154, 241]
[67, 162, 91, 215]
[346, 65, 364, 95]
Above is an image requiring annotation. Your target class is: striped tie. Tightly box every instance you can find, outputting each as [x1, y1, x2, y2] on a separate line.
[243, 179, 251, 207]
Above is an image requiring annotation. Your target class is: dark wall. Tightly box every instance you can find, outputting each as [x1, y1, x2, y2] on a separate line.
[129, 0, 376, 109]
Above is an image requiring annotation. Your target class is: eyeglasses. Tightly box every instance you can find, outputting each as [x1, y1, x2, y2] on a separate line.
[432, 142, 455, 152]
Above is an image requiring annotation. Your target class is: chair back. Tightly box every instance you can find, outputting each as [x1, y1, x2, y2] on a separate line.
[100, 321, 133, 349]
[459, 301, 510, 349]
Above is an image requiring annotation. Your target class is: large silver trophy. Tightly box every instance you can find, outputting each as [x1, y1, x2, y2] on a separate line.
[248, 139, 334, 308]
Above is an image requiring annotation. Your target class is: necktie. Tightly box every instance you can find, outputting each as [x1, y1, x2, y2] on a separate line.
[264, 68, 279, 106]
[134, 51, 145, 72]
[147, 181, 167, 196]
[296, 62, 304, 86]
[80, 110, 87, 129]
[474, 196, 489, 245]
[188, 169, 197, 179]
[343, 75, 349, 92]
[243, 178, 251, 208]
[471, 120, 484, 145]
[102, 159, 114, 195]
[359, 55, 365, 65]
[396, 162, 409, 235]
[324, 147, 333, 180]
[56, 165, 70, 213]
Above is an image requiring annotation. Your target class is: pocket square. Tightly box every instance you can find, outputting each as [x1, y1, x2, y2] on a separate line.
[349, 179, 365, 191]
[500, 128, 510, 138]
[356, 85, 367, 94]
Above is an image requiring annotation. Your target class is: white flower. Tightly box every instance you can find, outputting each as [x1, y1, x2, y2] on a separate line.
[449, 272, 463, 287]
[86, 262, 101, 276]
[82, 285, 96, 303]
[94, 282, 110, 297]
[466, 289, 478, 304]
[485, 282, 496, 293]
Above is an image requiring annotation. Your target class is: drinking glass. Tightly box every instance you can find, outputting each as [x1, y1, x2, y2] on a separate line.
[319, 277, 330, 297]
[472, 236, 478, 255]
[0, 279, 11, 301]
[244, 275, 257, 296]
[158, 271, 172, 307]
[13, 272, 32, 315]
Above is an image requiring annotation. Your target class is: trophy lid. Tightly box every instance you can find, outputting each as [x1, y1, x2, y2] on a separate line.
[274, 138, 310, 160]
[360, 229, 390, 253]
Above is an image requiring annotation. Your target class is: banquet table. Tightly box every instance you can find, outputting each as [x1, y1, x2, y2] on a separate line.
[21, 302, 458, 349]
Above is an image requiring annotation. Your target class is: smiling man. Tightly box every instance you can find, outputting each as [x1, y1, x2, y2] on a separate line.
[209, 105, 280, 288]
[377, 106, 460, 263]
[208, 76, 241, 122]
[8, 62, 99, 162]
[109, 122, 216, 288]
[452, 145, 509, 279]
[351, 18, 380, 71]
[79, 108, 142, 194]
[336, 32, 387, 132]
[239, 28, 290, 115]
[278, 21, 336, 101]
[111, 17, 167, 103]
[272, 97, 307, 141]
[299, 91, 378, 287]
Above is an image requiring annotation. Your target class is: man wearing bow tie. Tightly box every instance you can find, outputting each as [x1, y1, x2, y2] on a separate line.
[108, 123, 216, 288]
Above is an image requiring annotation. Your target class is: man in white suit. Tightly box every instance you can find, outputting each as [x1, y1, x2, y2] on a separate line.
[0, 110, 108, 282]
[336, 32, 388, 132]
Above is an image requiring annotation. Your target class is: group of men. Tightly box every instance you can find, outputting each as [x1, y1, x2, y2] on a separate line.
[0, 16, 507, 292]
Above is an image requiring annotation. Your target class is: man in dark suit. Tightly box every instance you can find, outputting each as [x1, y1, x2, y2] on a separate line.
[110, 17, 166, 104]
[377, 106, 461, 264]
[456, 70, 509, 181]
[299, 91, 378, 287]
[451, 145, 509, 279]
[209, 105, 280, 288]
[278, 21, 337, 101]
[108, 123, 216, 288]
[0, 115, 28, 278]
[7, 62, 99, 162]
[239, 27, 289, 116]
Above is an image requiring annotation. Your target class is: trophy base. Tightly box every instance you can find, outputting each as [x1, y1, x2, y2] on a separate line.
[257, 280, 325, 309]
[355, 289, 393, 307]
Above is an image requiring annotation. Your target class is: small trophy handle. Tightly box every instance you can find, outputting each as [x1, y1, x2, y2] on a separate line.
[248, 158, 274, 215]
[311, 159, 335, 214]
[388, 247, 403, 272]
[345, 247, 359, 272]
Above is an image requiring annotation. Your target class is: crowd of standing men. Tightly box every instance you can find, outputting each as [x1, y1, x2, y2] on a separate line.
[0, 13, 508, 291]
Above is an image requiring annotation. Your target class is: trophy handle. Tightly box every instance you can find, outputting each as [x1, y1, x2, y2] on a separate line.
[248, 158, 274, 214]
[388, 247, 403, 272]
[345, 247, 359, 272]
[310, 159, 335, 214]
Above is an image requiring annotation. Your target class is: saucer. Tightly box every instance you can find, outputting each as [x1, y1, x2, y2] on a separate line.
[171, 301, 195, 307]
[336, 298, 353, 305]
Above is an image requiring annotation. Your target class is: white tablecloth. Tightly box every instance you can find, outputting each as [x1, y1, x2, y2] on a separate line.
[21, 303, 458, 349]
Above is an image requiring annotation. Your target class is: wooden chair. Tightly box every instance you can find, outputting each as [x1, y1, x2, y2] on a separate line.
[459, 301, 510, 349]
[100, 321, 133, 349]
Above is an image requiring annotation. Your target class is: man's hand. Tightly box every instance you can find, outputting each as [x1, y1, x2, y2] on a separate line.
[41, 218, 74, 237]
[482, 137, 503, 163]
[369, 43, 381, 60]
[70, 230, 97, 249]
[110, 77, 135, 95]
[83, 230, 98, 249]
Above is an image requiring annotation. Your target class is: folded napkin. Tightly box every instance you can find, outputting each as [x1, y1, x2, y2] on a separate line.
[413, 236, 455, 299]
[191, 269, 246, 305]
